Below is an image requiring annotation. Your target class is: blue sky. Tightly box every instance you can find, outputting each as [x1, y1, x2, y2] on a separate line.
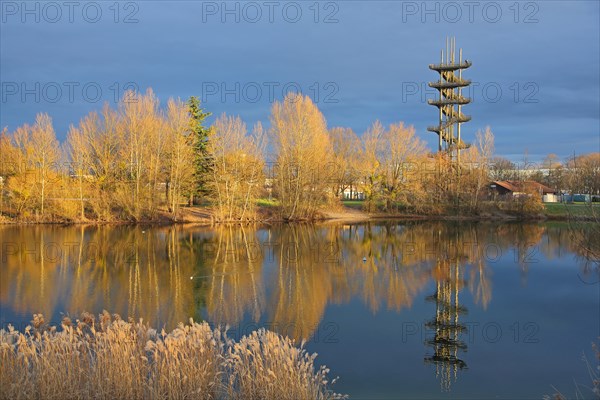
[1, 0, 599, 162]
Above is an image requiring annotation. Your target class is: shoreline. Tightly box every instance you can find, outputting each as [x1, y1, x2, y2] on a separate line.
[1, 205, 596, 226]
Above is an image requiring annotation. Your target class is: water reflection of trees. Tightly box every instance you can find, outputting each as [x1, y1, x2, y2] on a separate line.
[202, 225, 265, 327]
[544, 222, 600, 280]
[0, 225, 201, 328]
[1, 221, 585, 339]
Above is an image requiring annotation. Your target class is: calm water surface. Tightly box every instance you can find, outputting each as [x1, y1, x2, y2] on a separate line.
[1, 221, 598, 399]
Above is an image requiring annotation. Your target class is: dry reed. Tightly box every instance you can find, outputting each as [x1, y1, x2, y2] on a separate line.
[0, 312, 345, 400]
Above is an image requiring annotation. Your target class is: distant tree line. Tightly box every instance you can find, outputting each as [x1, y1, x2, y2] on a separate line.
[1, 89, 598, 223]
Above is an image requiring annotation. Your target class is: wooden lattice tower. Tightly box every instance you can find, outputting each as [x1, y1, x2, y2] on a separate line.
[427, 37, 472, 163]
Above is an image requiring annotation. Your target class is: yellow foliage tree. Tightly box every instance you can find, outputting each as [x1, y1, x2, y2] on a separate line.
[209, 114, 265, 221]
[269, 93, 333, 220]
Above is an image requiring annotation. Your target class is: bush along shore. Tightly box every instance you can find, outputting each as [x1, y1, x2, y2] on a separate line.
[0, 312, 345, 400]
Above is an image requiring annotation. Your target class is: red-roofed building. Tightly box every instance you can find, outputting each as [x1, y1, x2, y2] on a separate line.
[490, 180, 557, 197]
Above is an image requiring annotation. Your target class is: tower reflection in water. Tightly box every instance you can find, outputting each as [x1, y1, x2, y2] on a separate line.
[424, 231, 468, 392]
[425, 262, 467, 391]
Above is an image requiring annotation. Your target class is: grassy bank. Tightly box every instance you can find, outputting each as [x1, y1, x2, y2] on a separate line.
[543, 203, 599, 220]
[0, 313, 344, 400]
[337, 200, 599, 221]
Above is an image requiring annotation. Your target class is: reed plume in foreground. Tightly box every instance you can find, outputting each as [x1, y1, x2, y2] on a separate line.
[0, 312, 344, 400]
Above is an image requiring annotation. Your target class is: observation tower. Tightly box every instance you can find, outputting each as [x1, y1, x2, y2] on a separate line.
[427, 37, 472, 163]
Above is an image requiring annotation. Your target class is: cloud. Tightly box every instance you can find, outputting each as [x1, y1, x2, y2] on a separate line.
[1, 1, 598, 161]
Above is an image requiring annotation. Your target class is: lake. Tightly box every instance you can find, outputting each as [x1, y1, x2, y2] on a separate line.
[1, 221, 598, 399]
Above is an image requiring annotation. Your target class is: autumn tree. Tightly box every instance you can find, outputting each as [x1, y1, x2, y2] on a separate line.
[116, 89, 165, 220]
[80, 106, 121, 221]
[566, 153, 600, 195]
[379, 122, 427, 211]
[66, 113, 101, 220]
[540, 153, 564, 191]
[357, 121, 428, 212]
[6, 115, 61, 220]
[269, 93, 333, 220]
[358, 121, 384, 212]
[165, 99, 196, 219]
[30, 114, 61, 218]
[0, 127, 16, 175]
[461, 126, 495, 209]
[208, 114, 265, 221]
[328, 127, 361, 199]
[0, 127, 19, 216]
[489, 156, 516, 181]
[4, 125, 32, 216]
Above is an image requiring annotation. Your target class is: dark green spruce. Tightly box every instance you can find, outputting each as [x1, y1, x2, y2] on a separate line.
[187, 96, 213, 205]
